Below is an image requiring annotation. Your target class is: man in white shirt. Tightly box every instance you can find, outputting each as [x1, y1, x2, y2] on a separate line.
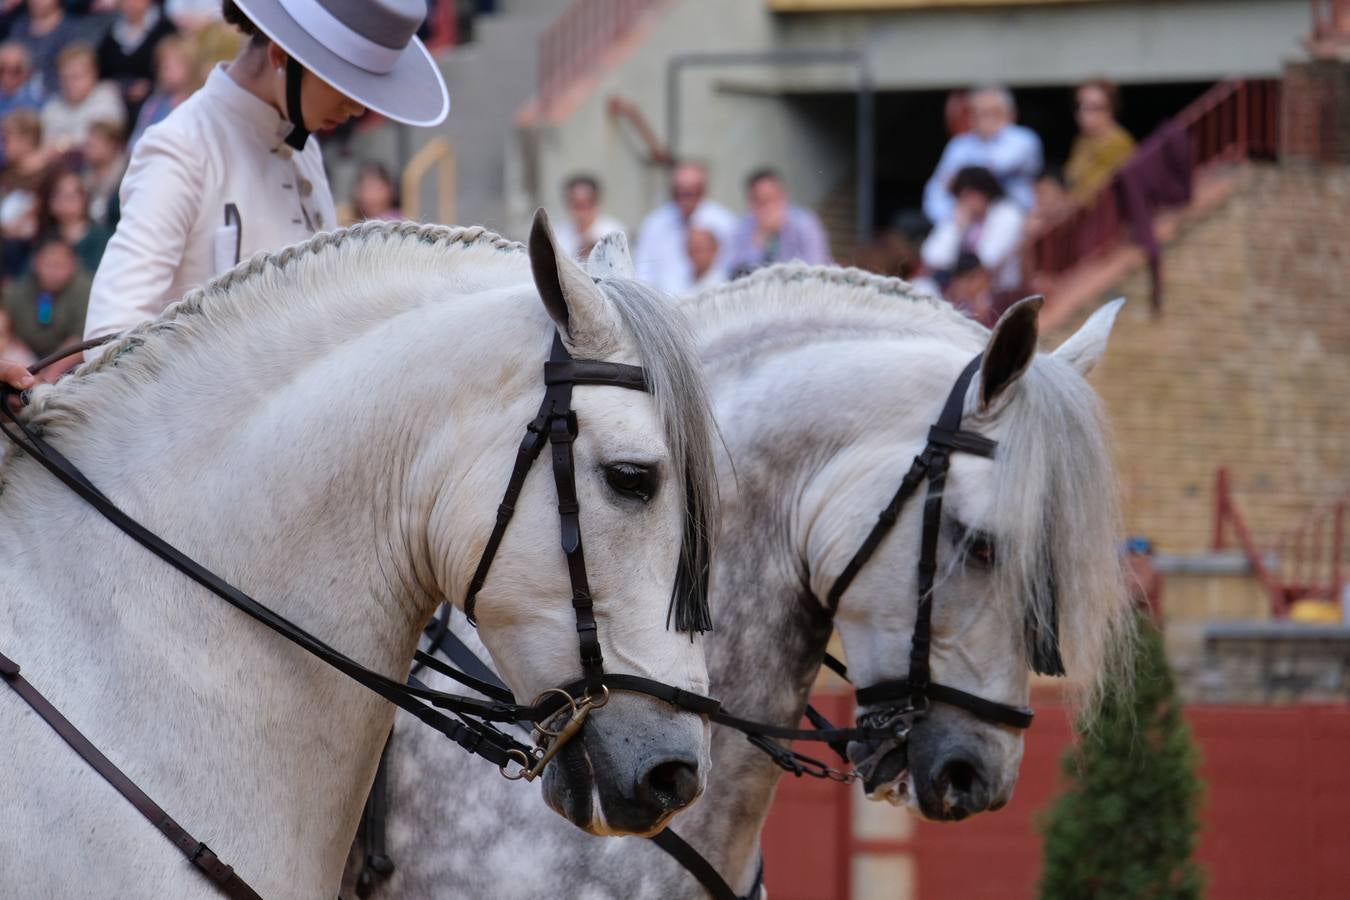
[922, 85, 1043, 225]
[634, 160, 736, 295]
[553, 173, 624, 261]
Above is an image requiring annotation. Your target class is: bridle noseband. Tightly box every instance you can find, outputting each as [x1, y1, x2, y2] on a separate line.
[825, 355, 1037, 740]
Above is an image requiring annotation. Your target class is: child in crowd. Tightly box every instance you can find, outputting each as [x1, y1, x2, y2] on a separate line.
[40, 42, 126, 152]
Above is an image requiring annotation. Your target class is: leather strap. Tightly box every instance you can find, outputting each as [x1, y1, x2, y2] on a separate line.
[283, 56, 310, 151]
[0, 650, 262, 899]
[854, 679, 1034, 729]
[651, 828, 763, 900]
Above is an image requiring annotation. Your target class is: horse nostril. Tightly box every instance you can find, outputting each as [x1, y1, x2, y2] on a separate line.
[937, 757, 990, 817]
[638, 758, 701, 813]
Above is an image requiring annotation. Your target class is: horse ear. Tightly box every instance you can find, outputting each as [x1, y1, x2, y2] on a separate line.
[1052, 297, 1124, 377]
[586, 231, 636, 279]
[529, 208, 621, 354]
[979, 295, 1043, 411]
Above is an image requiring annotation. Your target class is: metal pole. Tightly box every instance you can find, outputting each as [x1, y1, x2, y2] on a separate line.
[855, 56, 875, 249]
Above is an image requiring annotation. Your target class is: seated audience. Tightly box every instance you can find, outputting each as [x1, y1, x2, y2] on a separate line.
[923, 85, 1042, 225]
[1025, 166, 1069, 235]
[727, 167, 830, 276]
[98, 0, 178, 118]
[1065, 78, 1135, 200]
[82, 119, 125, 224]
[2, 236, 90, 364]
[920, 165, 1026, 294]
[1, 108, 49, 276]
[8, 0, 81, 97]
[943, 251, 997, 326]
[40, 166, 111, 272]
[685, 218, 725, 294]
[127, 34, 196, 149]
[350, 161, 401, 222]
[555, 173, 623, 261]
[41, 43, 126, 152]
[634, 159, 736, 295]
[0, 41, 41, 127]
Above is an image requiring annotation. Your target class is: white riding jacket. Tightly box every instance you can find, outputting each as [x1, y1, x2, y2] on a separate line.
[85, 65, 336, 349]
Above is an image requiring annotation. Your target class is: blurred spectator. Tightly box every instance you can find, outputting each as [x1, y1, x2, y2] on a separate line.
[923, 85, 1042, 225]
[555, 173, 623, 261]
[1065, 78, 1135, 200]
[943, 251, 997, 326]
[8, 0, 82, 97]
[165, 0, 221, 33]
[0, 41, 41, 126]
[40, 166, 110, 271]
[350, 160, 401, 222]
[685, 219, 724, 294]
[82, 118, 125, 223]
[127, 34, 196, 149]
[853, 227, 919, 280]
[2, 236, 90, 363]
[98, 0, 178, 118]
[41, 43, 126, 152]
[1025, 166, 1069, 235]
[921, 165, 1025, 294]
[1, 108, 48, 275]
[727, 167, 830, 276]
[634, 160, 736, 295]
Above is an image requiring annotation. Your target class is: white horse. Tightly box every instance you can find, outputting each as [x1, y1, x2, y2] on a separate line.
[0, 215, 721, 899]
[352, 242, 1134, 898]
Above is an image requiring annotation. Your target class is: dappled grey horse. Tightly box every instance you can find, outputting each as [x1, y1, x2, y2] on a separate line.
[351, 245, 1133, 899]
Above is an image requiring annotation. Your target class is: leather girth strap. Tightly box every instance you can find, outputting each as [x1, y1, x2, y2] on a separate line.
[0, 650, 261, 900]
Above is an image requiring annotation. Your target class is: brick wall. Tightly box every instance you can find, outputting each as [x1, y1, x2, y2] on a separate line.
[1050, 163, 1350, 556]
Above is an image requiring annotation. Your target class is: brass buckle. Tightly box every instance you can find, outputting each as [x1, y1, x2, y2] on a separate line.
[498, 748, 536, 781]
[508, 685, 610, 782]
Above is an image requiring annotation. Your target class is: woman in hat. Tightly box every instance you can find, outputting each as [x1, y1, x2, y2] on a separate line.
[72, 0, 449, 359]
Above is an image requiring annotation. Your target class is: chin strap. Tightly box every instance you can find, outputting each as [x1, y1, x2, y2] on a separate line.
[283, 56, 310, 151]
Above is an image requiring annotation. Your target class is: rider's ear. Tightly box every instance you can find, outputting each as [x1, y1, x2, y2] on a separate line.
[585, 231, 636, 280]
[1052, 297, 1123, 377]
[529, 208, 622, 356]
[979, 295, 1042, 411]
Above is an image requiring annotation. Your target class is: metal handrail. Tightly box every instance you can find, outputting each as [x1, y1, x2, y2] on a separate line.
[402, 137, 457, 224]
[538, 0, 665, 108]
[1026, 79, 1281, 283]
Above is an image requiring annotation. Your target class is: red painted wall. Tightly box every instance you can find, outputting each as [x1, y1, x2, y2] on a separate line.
[762, 700, 1350, 899]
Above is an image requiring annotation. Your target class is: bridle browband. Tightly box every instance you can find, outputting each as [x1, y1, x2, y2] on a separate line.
[0, 329, 722, 898]
[825, 354, 1037, 736]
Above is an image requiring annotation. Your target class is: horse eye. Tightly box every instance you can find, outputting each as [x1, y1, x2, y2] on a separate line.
[604, 462, 658, 503]
[966, 535, 996, 569]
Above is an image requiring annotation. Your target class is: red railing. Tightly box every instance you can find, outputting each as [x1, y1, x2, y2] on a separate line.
[537, 0, 665, 108]
[1028, 79, 1281, 281]
[1213, 467, 1348, 616]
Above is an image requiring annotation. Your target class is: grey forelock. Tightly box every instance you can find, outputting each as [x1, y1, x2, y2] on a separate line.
[321, 0, 424, 49]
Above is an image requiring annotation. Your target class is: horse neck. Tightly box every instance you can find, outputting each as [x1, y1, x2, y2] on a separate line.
[0, 296, 542, 894]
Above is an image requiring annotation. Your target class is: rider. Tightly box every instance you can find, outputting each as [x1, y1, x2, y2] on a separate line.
[0, 0, 448, 387]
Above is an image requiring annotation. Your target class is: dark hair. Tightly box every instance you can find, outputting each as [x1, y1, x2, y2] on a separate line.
[952, 250, 985, 278]
[354, 161, 401, 213]
[948, 166, 1004, 201]
[1078, 78, 1121, 117]
[222, 1, 268, 44]
[744, 166, 783, 193]
[564, 173, 600, 199]
[1037, 164, 1067, 188]
[38, 167, 89, 234]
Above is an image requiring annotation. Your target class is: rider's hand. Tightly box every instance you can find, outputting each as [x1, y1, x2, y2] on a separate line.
[1, 359, 35, 391]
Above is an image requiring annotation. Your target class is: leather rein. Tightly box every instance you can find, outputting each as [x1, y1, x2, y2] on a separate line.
[0, 331, 722, 897]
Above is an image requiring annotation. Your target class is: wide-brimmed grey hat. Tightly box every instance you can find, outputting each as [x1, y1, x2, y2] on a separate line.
[233, 0, 449, 127]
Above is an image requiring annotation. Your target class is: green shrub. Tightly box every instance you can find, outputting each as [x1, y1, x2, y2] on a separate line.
[1038, 613, 1204, 900]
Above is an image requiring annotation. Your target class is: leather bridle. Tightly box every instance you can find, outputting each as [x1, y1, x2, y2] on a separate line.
[825, 355, 1039, 746]
[0, 330, 721, 898]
